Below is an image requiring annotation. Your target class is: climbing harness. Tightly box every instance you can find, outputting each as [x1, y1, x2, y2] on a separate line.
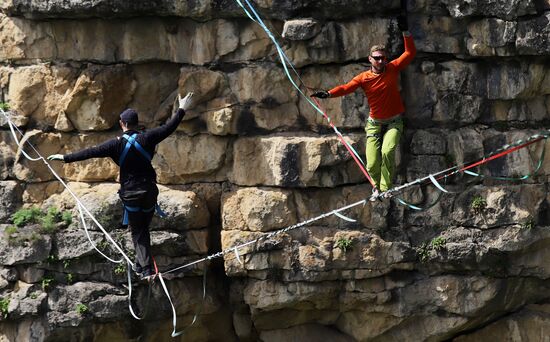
[118, 133, 166, 225]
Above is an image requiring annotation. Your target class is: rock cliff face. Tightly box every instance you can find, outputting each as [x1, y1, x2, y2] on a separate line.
[0, 0, 549, 341]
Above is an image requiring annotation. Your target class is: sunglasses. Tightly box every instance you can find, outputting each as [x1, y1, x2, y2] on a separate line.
[371, 56, 386, 61]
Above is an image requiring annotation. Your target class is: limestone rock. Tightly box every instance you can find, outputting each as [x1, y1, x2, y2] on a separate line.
[284, 18, 391, 67]
[455, 304, 550, 341]
[0, 181, 23, 221]
[231, 134, 366, 187]
[154, 186, 210, 231]
[0, 15, 271, 65]
[260, 323, 354, 342]
[282, 19, 321, 41]
[64, 65, 136, 131]
[6, 281, 47, 319]
[153, 133, 229, 184]
[0, 0, 398, 20]
[485, 96, 550, 123]
[222, 187, 297, 232]
[151, 229, 208, 256]
[516, 12, 550, 55]
[0, 226, 51, 265]
[487, 62, 549, 100]
[410, 130, 447, 155]
[466, 18, 516, 56]
[46, 282, 127, 327]
[12, 131, 119, 183]
[6, 64, 78, 129]
[444, 0, 537, 19]
[412, 15, 465, 54]
[54, 230, 103, 261]
[299, 64, 369, 129]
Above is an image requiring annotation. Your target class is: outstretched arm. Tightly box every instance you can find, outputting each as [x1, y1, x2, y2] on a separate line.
[327, 75, 363, 98]
[60, 138, 118, 163]
[391, 16, 416, 71]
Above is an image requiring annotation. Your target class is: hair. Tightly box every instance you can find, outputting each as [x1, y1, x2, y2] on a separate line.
[121, 120, 138, 129]
[370, 44, 386, 55]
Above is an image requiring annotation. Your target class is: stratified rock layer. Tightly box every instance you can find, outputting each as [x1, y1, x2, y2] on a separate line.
[0, 0, 549, 341]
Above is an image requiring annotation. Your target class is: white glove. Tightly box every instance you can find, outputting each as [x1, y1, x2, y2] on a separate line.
[178, 92, 194, 111]
[47, 154, 64, 161]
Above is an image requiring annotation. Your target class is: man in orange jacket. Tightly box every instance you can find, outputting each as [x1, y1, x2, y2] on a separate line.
[312, 16, 416, 199]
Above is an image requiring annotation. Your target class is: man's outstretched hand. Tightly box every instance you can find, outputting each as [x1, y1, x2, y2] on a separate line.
[311, 90, 330, 99]
[47, 154, 64, 161]
[397, 15, 409, 32]
[178, 92, 194, 111]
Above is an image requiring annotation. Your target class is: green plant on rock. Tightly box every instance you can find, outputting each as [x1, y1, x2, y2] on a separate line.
[0, 102, 10, 111]
[522, 217, 535, 230]
[41, 276, 54, 291]
[334, 237, 354, 253]
[113, 263, 126, 275]
[29, 292, 38, 300]
[47, 254, 58, 263]
[0, 298, 9, 318]
[417, 242, 431, 262]
[40, 206, 64, 233]
[66, 273, 74, 284]
[11, 207, 43, 227]
[417, 235, 447, 262]
[430, 236, 446, 251]
[97, 240, 109, 250]
[75, 303, 88, 315]
[4, 226, 17, 240]
[62, 211, 73, 226]
[63, 259, 71, 269]
[470, 195, 487, 214]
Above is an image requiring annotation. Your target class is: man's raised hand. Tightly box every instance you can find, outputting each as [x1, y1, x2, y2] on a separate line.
[178, 92, 194, 111]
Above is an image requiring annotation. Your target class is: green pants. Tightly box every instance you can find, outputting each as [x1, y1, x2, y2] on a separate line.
[365, 117, 403, 192]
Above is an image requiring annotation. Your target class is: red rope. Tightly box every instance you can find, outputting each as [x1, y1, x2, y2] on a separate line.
[460, 137, 544, 173]
[309, 96, 377, 188]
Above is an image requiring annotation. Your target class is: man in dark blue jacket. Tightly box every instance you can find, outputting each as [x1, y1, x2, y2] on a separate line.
[48, 93, 194, 280]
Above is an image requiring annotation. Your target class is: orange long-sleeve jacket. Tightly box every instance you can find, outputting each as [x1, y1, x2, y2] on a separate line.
[328, 35, 416, 120]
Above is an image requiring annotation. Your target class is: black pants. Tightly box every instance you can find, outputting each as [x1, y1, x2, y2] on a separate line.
[120, 185, 159, 272]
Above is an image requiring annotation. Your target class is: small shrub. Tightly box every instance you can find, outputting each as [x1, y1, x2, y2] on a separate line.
[47, 207, 62, 220]
[522, 217, 535, 230]
[113, 264, 126, 275]
[430, 236, 446, 251]
[62, 211, 73, 226]
[334, 237, 354, 253]
[0, 298, 9, 318]
[470, 195, 487, 214]
[40, 207, 63, 233]
[75, 303, 88, 315]
[11, 207, 43, 227]
[47, 254, 58, 263]
[4, 226, 17, 240]
[41, 276, 54, 291]
[63, 259, 70, 269]
[29, 292, 38, 300]
[0, 102, 10, 111]
[66, 273, 74, 284]
[417, 236, 447, 262]
[417, 242, 430, 262]
[97, 240, 109, 250]
[40, 215, 57, 233]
